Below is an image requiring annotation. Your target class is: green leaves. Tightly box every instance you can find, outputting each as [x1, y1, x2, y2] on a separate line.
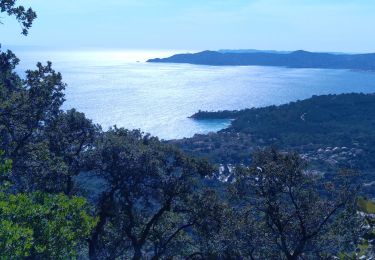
[0, 151, 97, 258]
[0, 191, 97, 259]
[0, 150, 11, 177]
[88, 128, 215, 259]
[0, 220, 33, 258]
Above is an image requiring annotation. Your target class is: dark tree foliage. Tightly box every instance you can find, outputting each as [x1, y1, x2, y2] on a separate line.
[45, 109, 100, 194]
[182, 189, 243, 259]
[1, 49, 67, 192]
[230, 149, 360, 259]
[0, 50, 65, 157]
[87, 128, 215, 259]
[0, 46, 102, 193]
[0, 0, 36, 35]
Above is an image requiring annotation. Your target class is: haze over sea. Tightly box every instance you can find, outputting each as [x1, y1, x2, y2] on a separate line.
[13, 49, 375, 140]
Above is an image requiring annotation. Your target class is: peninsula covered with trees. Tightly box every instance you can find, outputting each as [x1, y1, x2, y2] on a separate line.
[1, 1, 375, 258]
[175, 93, 375, 196]
[148, 50, 375, 70]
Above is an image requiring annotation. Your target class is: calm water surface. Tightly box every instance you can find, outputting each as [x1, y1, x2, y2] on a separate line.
[14, 50, 375, 140]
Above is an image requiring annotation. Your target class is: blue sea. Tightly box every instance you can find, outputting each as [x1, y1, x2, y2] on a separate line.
[13, 49, 375, 140]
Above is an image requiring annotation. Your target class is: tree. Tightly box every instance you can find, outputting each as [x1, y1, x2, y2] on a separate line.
[0, 58, 66, 158]
[230, 149, 359, 259]
[1, 46, 103, 194]
[87, 128, 214, 259]
[0, 192, 97, 259]
[0, 150, 97, 258]
[0, 0, 36, 35]
[181, 189, 242, 259]
[0, 149, 11, 189]
[45, 109, 100, 194]
[0, 59, 66, 191]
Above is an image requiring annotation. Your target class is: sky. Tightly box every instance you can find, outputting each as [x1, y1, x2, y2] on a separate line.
[1, 0, 375, 52]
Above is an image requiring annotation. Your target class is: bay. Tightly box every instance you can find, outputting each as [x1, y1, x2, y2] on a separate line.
[14, 49, 375, 140]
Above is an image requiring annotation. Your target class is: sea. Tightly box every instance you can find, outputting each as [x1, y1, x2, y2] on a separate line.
[11, 49, 375, 140]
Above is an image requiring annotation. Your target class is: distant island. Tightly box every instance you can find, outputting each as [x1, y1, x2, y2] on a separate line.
[148, 50, 375, 70]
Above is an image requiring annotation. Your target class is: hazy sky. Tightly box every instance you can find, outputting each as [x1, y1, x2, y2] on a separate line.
[1, 0, 375, 52]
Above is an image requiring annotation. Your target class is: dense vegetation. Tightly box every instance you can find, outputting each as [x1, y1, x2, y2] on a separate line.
[1, 1, 374, 258]
[177, 94, 375, 195]
[148, 50, 375, 70]
[191, 93, 375, 151]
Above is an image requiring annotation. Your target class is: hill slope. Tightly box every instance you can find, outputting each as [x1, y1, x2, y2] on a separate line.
[172, 93, 375, 196]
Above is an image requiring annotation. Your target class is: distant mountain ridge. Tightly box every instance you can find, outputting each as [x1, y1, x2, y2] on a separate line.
[217, 49, 349, 55]
[147, 50, 375, 70]
[218, 49, 292, 54]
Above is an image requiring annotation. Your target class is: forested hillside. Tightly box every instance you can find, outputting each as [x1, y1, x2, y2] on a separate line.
[176, 93, 375, 196]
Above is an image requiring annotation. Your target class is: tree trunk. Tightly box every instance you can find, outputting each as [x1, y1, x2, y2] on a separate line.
[88, 240, 98, 260]
[132, 247, 142, 260]
[66, 175, 73, 195]
[88, 191, 114, 259]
